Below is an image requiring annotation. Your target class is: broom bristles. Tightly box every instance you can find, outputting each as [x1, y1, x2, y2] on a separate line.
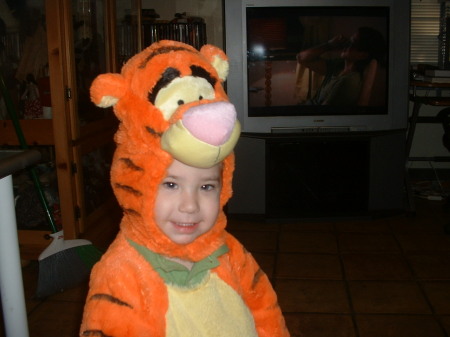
[35, 231, 103, 299]
[75, 243, 104, 268]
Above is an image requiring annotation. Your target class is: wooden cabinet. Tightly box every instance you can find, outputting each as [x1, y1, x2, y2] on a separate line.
[115, 0, 222, 61]
[0, 0, 125, 259]
[0, 0, 222, 259]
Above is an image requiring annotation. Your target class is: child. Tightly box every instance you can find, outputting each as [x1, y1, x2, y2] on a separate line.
[79, 40, 289, 337]
[21, 73, 43, 119]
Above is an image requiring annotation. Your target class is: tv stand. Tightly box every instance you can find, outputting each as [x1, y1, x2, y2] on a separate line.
[271, 126, 366, 133]
[228, 129, 406, 219]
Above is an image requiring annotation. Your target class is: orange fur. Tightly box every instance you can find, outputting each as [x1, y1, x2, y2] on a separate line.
[80, 40, 289, 336]
[217, 234, 290, 337]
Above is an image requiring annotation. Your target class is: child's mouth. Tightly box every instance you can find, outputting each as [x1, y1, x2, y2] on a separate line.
[173, 222, 198, 233]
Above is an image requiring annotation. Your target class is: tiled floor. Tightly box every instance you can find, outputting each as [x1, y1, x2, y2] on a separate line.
[2, 197, 450, 337]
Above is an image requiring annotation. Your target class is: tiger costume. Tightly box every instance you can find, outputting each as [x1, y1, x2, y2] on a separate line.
[80, 40, 290, 337]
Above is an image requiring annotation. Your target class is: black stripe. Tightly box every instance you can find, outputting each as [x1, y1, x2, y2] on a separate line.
[119, 158, 143, 171]
[148, 67, 181, 104]
[139, 46, 193, 68]
[251, 268, 265, 289]
[145, 126, 163, 137]
[114, 183, 142, 196]
[90, 293, 133, 309]
[81, 330, 112, 337]
[124, 208, 141, 217]
[190, 65, 217, 88]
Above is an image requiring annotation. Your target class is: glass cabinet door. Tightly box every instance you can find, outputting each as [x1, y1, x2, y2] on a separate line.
[73, 0, 109, 125]
[73, 0, 126, 236]
[71, 0, 117, 235]
[47, 0, 121, 239]
[116, 0, 140, 65]
[0, 0, 57, 237]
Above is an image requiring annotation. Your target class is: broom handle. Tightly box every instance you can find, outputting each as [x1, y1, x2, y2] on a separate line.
[0, 71, 58, 234]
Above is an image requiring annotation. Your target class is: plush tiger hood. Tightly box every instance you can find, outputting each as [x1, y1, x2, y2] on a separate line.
[90, 40, 240, 261]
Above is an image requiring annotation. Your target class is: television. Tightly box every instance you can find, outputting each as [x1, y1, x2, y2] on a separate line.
[224, 0, 410, 134]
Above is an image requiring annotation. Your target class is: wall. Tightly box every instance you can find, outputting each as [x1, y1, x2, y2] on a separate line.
[116, 1, 448, 174]
[141, 0, 223, 48]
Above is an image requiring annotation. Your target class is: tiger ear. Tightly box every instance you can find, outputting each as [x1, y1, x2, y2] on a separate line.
[199, 44, 229, 81]
[90, 73, 127, 108]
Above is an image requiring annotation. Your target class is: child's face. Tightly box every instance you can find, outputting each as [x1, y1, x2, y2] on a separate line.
[154, 159, 222, 245]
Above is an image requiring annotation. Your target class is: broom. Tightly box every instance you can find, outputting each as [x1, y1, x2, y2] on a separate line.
[0, 71, 103, 298]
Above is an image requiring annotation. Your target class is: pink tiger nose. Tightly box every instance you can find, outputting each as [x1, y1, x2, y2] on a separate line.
[181, 102, 237, 146]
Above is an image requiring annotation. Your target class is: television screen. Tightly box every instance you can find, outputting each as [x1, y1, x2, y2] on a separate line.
[246, 6, 389, 118]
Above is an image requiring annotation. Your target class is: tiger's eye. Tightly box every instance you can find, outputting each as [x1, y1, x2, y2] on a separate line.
[177, 100, 184, 105]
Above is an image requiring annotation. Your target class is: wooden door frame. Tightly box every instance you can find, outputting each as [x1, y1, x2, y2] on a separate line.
[46, 0, 79, 239]
[47, 0, 121, 239]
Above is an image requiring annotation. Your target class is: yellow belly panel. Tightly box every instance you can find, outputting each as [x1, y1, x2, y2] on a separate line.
[166, 272, 258, 337]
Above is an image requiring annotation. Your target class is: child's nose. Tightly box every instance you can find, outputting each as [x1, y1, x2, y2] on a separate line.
[178, 191, 199, 214]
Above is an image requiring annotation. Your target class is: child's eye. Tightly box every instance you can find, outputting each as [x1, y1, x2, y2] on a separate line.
[162, 181, 177, 189]
[201, 184, 215, 191]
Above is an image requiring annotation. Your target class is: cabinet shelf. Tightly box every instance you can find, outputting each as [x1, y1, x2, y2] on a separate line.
[0, 0, 123, 259]
[142, 22, 207, 50]
[0, 119, 54, 146]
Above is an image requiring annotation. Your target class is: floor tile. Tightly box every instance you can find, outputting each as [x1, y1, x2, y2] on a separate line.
[2, 197, 450, 337]
[45, 281, 88, 303]
[27, 300, 85, 337]
[421, 281, 450, 314]
[338, 233, 401, 253]
[440, 315, 450, 336]
[388, 206, 448, 233]
[334, 219, 391, 233]
[21, 261, 39, 300]
[342, 253, 413, 280]
[229, 230, 278, 252]
[22, 264, 44, 314]
[348, 281, 431, 314]
[406, 254, 450, 280]
[389, 217, 447, 233]
[227, 218, 280, 232]
[284, 313, 356, 337]
[356, 314, 446, 337]
[251, 252, 276, 278]
[275, 279, 350, 313]
[276, 253, 342, 279]
[279, 232, 338, 253]
[395, 233, 450, 252]
[281, 222, 335, 232]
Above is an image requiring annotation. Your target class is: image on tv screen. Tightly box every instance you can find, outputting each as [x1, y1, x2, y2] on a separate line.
[246, 6, 389, 117]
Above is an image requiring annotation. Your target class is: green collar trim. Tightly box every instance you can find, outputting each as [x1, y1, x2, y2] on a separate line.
[127, 239, 229, 287]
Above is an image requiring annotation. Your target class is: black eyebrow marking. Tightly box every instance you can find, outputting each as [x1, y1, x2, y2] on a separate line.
[190, 65, 217, 88]
[148, 67, 181, 104]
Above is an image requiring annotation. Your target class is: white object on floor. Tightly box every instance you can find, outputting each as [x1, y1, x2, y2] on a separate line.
[0, 174, 29, 337]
